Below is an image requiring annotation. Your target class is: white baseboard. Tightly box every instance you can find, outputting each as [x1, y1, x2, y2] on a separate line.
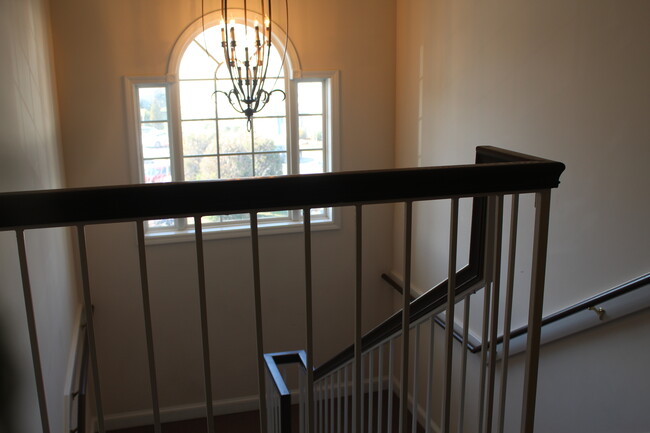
[101, 394, 261, 431]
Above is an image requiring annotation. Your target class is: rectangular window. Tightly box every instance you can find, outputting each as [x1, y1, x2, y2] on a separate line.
[126, 72, 339, 242]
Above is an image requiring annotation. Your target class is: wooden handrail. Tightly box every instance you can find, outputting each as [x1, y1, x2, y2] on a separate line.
[381, 270, 650, 354]
[313, 147, 564, 379]
[0, 146, 564, 230]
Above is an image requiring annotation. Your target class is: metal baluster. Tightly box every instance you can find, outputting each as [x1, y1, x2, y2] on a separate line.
[75, 225, 106, 433]
[266, 369, 273, 433]
[411, 324, 420, 433]
[485, 195, 504, 433]
[361, 353, 365, 433]
[15, 230, 51, 433]
[377, 344, 384, 433]
[425, 317, 435, 433]
[275, 389, 280, 433]
[338, 368, 342, 433]
[304, 209, 315, 433]
[135, 221, 162, 433]
[521, 191, 552, 433]
[330, 372, 336, 433]
[318, 380, 322, 433]
[478, 196, 496, 433]
[441, 198, 459, 433]
[458, 296, 471, 433]
[387, 339, 395, 433]
[497, 195, 519, 433]
[194, 217, 216, 433]
[300, 362, 305, 433]
[400, 202, 413, 433]
[369, 349, 374, 433]
[325, 374, 330, 433]
[354, 205, 363, 433]
[343, 365, 350, 433]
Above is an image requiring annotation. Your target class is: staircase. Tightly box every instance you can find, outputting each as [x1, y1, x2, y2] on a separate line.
[0, 146, 565, 433]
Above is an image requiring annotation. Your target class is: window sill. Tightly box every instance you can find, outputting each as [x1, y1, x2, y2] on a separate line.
[144, 214, 340, 245]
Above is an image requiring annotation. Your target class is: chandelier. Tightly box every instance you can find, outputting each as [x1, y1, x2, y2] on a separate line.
[205, 0, 289, 129]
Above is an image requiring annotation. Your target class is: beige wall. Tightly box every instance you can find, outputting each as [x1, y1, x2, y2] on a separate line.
[394, 0, 650, 311]
[49, 0, 397, 418]
[394, 0, 650, 431]
[0, 0, 79, 432]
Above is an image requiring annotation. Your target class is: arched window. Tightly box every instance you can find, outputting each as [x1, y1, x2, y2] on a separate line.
[126, 15, 339, 241]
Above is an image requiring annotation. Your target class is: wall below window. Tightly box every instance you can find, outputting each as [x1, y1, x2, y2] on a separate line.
[0, 0, 80, 432]
[49, 0, 397, 420]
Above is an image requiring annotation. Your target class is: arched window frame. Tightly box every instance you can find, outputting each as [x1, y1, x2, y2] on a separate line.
[124, 11, 340, 243]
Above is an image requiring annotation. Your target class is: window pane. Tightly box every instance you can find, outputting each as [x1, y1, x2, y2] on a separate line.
[259, 210, 289, 219]
[254, 117, 287, 152]
[297, 82, 323, 115]
[255, 152, 287, 176]
[215, 62, 233, 80]
[179, 41, 219, 80]
[184, 156, 219, 181]
[219, 119, 252, 153]
[222, 213, 249, 222]
[139, 87, 167, 121]
[147, 219, 176, 229]
[180, 80, 217, 120]
[182, 120, 217, 155]
[141, 123, 170, 159]
[299, 115, 324, 150]
[201, 215, 222, 224]
[300, 150, 324, 174]
[220, 154, 253, 179]
[265, 46, 286, 79]
[144, 158, 172, 183]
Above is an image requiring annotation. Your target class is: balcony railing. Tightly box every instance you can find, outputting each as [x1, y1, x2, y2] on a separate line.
[0, 146, 565, 433]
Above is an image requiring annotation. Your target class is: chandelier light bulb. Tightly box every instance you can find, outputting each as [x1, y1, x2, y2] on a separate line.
[208, 0, 288, 129]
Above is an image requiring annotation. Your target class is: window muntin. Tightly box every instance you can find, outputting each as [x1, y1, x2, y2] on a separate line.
[178, 25, 288, 184]
[129, 25, 337, 240]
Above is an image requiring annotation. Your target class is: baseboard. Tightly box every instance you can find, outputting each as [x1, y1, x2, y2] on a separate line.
[101, 375, 392, 431]
[101, 394, 261, 431]
[391, 376, 442, 433]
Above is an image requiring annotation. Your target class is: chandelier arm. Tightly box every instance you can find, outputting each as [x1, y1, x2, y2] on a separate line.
[214, 91, 245, 114]
[232, 89, 249, 114]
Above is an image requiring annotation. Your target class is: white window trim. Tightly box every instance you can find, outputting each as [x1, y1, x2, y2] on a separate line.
[123, 70, 341, 244]
[124, 12, 340, 243]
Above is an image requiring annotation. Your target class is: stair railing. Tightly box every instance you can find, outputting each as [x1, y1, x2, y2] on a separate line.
[0, 146, 564, 433]
[266, 147, 565, 433]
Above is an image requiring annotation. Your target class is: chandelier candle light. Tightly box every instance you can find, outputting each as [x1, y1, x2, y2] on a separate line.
[212, 0, 289, 129]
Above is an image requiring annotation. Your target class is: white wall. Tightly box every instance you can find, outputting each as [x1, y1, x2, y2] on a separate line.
[394, 0, 650, 431]
[0, 0, 79, 432]
[49, 0, 398, 419]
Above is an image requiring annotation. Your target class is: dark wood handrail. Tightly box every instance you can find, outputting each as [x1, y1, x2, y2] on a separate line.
[313, 147, 564, 380]
[380, 273, 480, 351]
[382, 272, 650, 354]
[0, 146, 564, 230]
